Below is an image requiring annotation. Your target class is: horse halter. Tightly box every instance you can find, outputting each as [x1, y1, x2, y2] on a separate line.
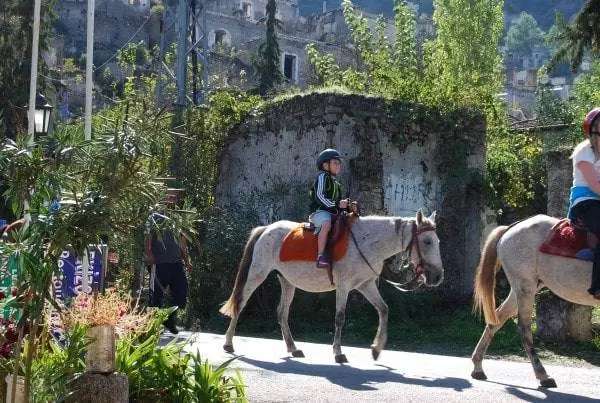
[401, 220, 437, 280]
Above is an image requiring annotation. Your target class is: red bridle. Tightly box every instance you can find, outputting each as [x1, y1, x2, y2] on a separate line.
[404, 221, 437, 279]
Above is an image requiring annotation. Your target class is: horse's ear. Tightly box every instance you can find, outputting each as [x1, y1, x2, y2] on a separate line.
[428, 211, 438, 225]
[416, 209, 424, 225]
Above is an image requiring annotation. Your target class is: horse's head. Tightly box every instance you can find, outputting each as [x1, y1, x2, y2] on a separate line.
[385, 210, 444, 291]
[413, 210, 444, 287]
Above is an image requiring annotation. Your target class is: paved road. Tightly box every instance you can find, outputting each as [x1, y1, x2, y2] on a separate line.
[178, 331, 599, 402]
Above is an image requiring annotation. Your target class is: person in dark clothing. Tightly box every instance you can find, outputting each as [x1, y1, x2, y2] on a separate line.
[568, 107, 600, 299]
[309, 148, 349, 269]
[145, 189, 192, 334]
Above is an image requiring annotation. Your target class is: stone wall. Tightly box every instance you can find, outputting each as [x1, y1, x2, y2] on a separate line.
[546, 148, 571, 217]
[215, 93, 486, 297]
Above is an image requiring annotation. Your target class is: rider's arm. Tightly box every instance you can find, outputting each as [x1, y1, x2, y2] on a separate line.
[314, 173, 337, 209]
[577, 160, 600, 196]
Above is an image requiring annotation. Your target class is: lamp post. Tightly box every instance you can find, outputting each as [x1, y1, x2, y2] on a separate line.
[33, 93, 53, 137]
[26, 93, 53, 141]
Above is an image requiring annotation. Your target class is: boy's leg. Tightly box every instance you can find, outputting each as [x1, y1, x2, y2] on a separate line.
[317, 221, 331, 256]
[310, 211, 333, 268]
[316, 221, 332, 268]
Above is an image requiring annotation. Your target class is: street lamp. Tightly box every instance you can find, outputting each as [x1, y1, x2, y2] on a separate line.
[33, 93, 53, 136]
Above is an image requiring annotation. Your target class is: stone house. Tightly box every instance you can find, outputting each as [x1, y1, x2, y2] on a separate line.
[216, 93, 486, 297]
[51, 0, 414, 107]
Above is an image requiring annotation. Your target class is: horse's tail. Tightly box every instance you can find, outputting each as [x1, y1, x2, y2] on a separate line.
[473, 225, 509, 326]
[219, 226, 267, 318]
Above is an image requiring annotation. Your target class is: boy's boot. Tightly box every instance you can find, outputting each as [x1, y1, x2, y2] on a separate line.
[316, 253, 331, 269]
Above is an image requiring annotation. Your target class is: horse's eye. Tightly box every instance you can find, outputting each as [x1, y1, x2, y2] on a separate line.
[424, 238, 432, 246]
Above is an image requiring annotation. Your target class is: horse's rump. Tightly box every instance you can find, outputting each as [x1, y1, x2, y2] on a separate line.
[279, 224, 349, 262]
[539, 218, 594, 260]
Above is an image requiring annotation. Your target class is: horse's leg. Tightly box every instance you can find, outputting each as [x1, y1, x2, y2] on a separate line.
[333, 287, 350, 363]
[223, 266, 271, 353]
[515, 283, 557, 388]
[277, 275, 304, 357]
[471, 289, 517, 380]
[357, 280, 388, 360]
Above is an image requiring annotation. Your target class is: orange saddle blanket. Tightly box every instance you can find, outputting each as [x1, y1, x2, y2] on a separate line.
[279, 224, 350, 262]
[539, 219, 593, 260]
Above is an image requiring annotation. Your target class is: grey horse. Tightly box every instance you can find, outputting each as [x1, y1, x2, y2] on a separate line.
[220, 210, 443, 363]
[473, 214, 600, 388]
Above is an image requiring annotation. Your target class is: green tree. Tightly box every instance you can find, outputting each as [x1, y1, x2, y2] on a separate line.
[505, 12, 546, 55]
[307, 0, 419, 100]
[256, 0, 283, 97]
[423, 0, 504, 112]
[0, 0, 56, 137]
[547, 0, 600, 72]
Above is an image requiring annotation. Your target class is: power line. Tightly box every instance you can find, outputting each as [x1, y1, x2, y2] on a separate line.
[94, 14, 153, 72]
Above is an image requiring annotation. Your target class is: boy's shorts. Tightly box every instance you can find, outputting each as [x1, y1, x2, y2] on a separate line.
[309, 210, 334, 235]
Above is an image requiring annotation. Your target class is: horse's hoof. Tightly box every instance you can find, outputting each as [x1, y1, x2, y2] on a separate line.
[371, 348, 380, 361]
[471, 371, 487, 380]
[223, 344, 234, 353]
[540, 378, 557, 388]
[335, 354, 348, 364]
[292, 350, 305, 358]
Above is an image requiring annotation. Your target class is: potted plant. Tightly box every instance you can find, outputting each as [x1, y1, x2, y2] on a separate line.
[63, 288, 150, 374]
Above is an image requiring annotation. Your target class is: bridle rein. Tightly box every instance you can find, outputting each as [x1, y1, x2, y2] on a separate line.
[349, 219, 437, 284]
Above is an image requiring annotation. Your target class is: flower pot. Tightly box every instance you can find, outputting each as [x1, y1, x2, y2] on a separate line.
[86, 325, 116, 373]
[5, 374, 25, 403]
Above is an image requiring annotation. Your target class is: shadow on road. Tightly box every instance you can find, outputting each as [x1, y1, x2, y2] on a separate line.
[237, 355, 473, 392]
[485, 380, 598, 403]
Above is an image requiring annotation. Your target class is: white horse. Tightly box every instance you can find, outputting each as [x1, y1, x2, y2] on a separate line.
[220, 210, 443, 363]
[472, 214, 600, 388]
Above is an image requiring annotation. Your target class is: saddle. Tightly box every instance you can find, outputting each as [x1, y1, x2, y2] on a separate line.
[539, 218, 597, 261]
[279, 213, 356, 263]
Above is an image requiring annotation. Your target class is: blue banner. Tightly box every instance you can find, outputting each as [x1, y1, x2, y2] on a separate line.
[51, 247, 105, 338]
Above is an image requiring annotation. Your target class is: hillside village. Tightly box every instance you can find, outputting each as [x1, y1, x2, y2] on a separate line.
[49, 0, 583, 124]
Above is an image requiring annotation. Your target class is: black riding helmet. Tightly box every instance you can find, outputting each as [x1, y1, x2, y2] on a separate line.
[316, 148, 343, 170]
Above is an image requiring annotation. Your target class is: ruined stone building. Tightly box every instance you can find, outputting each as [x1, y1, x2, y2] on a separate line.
[49, 0, 422, 113]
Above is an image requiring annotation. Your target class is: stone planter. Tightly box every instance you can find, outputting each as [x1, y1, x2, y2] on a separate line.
[86, 325, 116, 373]
[5, 374, 25, 403]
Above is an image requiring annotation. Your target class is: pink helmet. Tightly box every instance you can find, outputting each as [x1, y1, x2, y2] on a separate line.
[583, 107, 600, 137]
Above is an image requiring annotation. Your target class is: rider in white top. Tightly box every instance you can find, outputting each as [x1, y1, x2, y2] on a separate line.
[568, 107, 600, 299]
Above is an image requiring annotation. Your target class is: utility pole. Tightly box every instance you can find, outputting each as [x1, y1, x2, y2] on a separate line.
[155, 2, 168, 103]
[191, 0, 198, 105]
[175, 0, 188, 107]
[156, 0, 209, 106]
[85, 0, 95, 141]
[27, 0, 43, 145]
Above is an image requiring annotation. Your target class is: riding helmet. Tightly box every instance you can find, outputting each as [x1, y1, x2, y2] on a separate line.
[316, 148, 343, 169]
[583, 107, 600, 137]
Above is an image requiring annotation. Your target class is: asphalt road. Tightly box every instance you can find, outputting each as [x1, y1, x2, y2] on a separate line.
[177, 331, 600, 403]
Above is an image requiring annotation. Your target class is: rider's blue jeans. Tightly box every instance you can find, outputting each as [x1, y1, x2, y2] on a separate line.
[571, 199, 600, 294]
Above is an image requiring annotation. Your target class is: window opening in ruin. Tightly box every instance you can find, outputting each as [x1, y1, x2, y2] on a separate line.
[283, 53, 297, 83]
[242, 1, 252, 18]
[215, 30, 226, 46]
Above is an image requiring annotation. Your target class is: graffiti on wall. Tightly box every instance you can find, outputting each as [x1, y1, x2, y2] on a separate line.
[384, 174, 442, 215]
